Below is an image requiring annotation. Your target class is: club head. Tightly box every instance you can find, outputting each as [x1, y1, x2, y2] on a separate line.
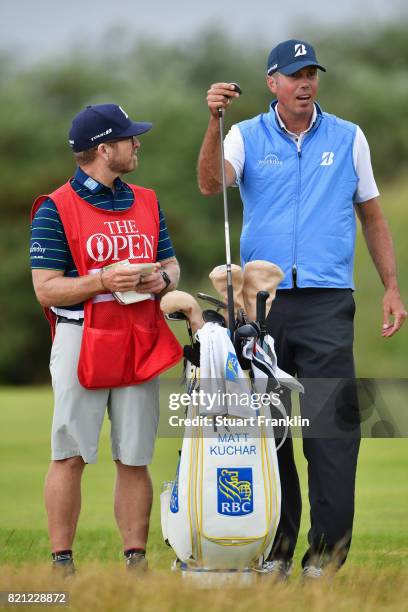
[233, 323, 257, 371]
[165, 311, 188, 322]
[202, 309, 227, 327]
[234, 323, 259, 339]
[197, 292, 227, 311]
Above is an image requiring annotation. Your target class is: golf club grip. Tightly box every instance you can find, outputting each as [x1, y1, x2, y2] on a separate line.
[217, 82, 242, 115]
[230, 82, 242, 95]
[256, 291, 270, 334]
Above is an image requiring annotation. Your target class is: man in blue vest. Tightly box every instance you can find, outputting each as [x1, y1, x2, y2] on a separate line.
[197, 39, 406, 579]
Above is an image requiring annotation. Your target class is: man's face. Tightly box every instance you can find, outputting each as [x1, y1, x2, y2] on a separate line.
[267, 66, 319, 118]
[105, 136, 141, 174]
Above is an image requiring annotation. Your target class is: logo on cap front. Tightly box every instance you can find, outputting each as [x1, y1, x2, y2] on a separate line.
[294, 43, 307, 57]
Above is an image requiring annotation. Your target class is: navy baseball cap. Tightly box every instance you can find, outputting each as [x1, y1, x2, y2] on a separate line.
[68, 104, 153, 152]
[267, 39, 326, 76]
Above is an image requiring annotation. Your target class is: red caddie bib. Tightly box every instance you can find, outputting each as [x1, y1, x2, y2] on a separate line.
[32, 181, 182, 389]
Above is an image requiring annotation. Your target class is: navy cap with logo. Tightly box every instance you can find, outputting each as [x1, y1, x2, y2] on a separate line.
[68, 104, 153, 152]
[267, 39, 326, 76]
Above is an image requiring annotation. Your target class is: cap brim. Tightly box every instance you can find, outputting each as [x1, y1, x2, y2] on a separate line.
[278, 61, 326, 76]
[119, 121, 153, 137]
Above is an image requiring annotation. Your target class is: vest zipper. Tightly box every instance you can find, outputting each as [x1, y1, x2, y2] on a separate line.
[292, 142, 302, 288]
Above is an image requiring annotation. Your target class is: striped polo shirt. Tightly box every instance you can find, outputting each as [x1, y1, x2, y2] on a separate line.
[30, 166, 176, 314]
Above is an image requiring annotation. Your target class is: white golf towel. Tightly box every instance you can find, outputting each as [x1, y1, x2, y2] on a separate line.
[196, 323, 253, 418]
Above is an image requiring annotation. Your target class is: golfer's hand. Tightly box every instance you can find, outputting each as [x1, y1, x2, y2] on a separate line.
[382, 287, 407, 337]
[207, 82, 240, 118]
[136, 269, 167, 295]
[101, 263, 160, 293]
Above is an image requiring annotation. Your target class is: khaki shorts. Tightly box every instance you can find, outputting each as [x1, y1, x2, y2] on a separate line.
[49, 321, 159, 465]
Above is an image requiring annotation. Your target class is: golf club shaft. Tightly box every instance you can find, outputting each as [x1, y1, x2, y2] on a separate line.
[218, 107, 235, 340]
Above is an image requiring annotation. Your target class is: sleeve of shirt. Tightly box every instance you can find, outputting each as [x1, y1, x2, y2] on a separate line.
[353, 126, 380, 204]
[224, 124, 245, 186]
[30, 198, 72, 271]
[156, 202, 176, 262]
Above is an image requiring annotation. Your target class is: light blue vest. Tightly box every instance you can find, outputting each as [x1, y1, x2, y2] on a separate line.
[238, 102, 359, 289]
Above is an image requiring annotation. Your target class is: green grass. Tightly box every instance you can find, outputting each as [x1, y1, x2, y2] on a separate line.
[0, 386, 407, 570]
[1, 564, 408, 612]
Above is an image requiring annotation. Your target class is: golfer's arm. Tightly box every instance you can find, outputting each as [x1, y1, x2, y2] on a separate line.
[32, 269, 103, 308]
[355, 198, 399, 290]
[198, 116, 236, 195]
[159, 257, 180, 295]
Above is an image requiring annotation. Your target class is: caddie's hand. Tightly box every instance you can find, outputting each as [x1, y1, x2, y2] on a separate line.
[100, 263, 160, 293]
[136, 269, 167, 295]
[207, 82, 240, 118]
[381, 287, 407, 337]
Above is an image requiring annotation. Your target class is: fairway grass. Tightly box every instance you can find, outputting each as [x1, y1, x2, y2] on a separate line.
[0, 386, 407, 610]
[1, 564, 408, 612]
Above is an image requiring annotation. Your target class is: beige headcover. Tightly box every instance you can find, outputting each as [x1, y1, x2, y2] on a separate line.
[209, 264, 245, 321]
[160, 290, 204, 332]
[242, 260, 284, 321]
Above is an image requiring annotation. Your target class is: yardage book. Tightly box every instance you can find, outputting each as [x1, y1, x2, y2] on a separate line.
[104, 259, 155, 305]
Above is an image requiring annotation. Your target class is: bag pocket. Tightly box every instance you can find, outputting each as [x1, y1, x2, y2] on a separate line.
[78, 326, 132, 389]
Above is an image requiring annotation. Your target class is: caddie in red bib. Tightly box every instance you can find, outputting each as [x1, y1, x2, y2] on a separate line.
[30, 103, 182, 574]
[32, 181, 182, 389]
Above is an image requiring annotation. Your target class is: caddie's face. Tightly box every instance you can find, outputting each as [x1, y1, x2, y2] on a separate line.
[105, 136, 141, 174]
[267, 66, 318, 118]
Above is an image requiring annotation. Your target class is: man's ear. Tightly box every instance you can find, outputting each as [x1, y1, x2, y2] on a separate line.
[98, 143, 110, 161]
[266, 74, 277, 95]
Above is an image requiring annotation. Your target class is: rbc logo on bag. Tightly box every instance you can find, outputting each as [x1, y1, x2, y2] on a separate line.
[217, 468, 253, 516]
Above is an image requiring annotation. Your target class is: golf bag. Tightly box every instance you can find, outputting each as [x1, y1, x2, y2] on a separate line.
[160, 322, 303, 570]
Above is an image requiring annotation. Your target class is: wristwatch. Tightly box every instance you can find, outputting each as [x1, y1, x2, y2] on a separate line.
[160, 270, 171, 289]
